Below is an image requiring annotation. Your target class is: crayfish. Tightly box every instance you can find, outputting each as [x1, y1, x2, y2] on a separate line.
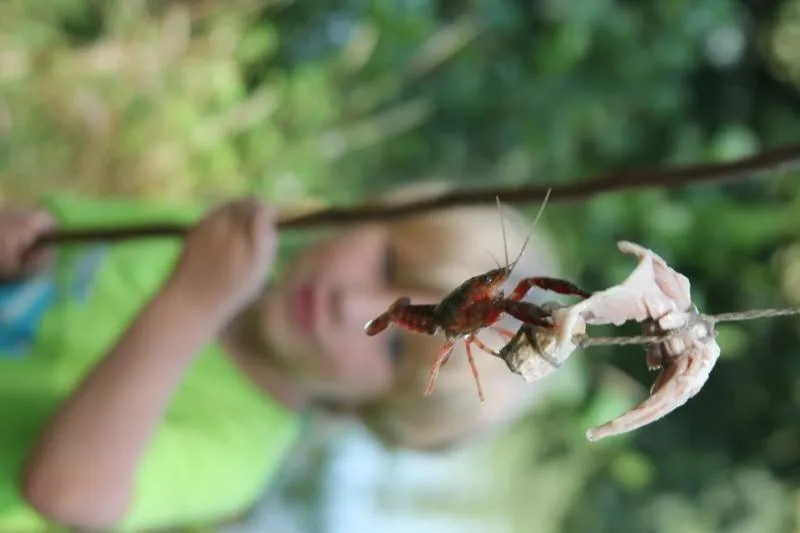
[364, 194, 591, 402]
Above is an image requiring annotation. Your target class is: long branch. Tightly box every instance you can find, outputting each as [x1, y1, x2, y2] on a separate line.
[34, 141, 800, 247]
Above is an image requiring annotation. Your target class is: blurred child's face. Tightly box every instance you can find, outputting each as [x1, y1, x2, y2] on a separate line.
[258, 225, 433, 402]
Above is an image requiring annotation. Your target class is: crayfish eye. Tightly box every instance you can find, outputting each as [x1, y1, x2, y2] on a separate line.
[482, 269, 504, 285]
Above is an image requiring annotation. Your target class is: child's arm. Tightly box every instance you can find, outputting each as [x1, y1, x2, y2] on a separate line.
[21, 198, 278, 531]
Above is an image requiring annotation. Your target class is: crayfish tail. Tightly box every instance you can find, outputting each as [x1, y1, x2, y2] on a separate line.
[364, 296, 413, 335]
[364, 297, 441, 336]
[364, 315, 391, 335]
[394, 303, 440, 335]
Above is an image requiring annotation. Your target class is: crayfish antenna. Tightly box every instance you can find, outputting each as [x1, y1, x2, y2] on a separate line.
[496, 195, 510, 270]
[496, 187, 553, 278]
[481, 247, 502, 269]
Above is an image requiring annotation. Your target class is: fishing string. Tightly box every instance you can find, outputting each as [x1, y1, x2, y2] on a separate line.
[574, 306, 800, 347]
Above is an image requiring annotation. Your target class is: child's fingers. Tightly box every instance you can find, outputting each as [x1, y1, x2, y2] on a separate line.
[21, 243, 54, 273]
[16, 212, 57, 274]
[0, 232, 20, 271]
[251, 204, 277, 241]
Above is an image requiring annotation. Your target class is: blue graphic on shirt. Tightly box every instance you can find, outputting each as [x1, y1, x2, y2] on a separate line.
[0, 246, 108, 358]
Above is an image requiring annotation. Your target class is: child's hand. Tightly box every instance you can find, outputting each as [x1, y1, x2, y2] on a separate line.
[171, 197, 278, 316]
[0, 208, 56, 281]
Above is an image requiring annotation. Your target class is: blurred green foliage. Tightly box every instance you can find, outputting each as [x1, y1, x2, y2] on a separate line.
[4, 0, 800, 531]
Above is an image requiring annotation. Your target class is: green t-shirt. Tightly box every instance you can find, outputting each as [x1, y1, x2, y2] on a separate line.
[0, 193, 301, 532]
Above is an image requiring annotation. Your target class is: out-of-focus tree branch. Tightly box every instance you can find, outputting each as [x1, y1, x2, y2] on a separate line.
[34, 141, 800, 248]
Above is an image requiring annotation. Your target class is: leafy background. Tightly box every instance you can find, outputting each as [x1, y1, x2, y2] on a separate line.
[3, 0, 800, 531]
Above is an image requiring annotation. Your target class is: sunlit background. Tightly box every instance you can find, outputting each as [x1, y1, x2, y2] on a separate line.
[3, 0, 800, 531]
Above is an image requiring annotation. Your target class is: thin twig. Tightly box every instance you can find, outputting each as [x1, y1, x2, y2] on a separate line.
[574, 306, 800, 347]
[33, 141, 800, 248]
[708, 307, 800, 323]
[576, 334, 672, 347]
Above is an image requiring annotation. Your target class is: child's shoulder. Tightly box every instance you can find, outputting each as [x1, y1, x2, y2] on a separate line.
[42, 191, 206, 229]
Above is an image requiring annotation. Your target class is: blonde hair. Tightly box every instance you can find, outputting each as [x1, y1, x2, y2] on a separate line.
[354, 181, 565, 451]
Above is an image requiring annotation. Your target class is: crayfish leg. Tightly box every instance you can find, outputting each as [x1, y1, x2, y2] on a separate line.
[470, 335, 500, 357]
[425, 339, 456, 396]
[491, 325, 517, 340]
[508, 276, 591, 301]
[499, 300, 553, 328]
[464, 338, 485, 403]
